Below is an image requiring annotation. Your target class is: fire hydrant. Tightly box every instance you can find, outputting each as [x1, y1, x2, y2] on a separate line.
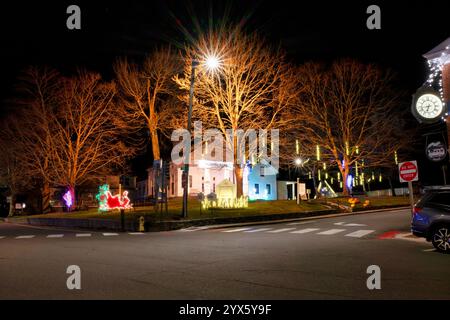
[138, 216, 145, 232]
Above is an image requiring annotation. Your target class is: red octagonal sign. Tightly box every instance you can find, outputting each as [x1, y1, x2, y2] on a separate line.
[398, 161, 419, 183]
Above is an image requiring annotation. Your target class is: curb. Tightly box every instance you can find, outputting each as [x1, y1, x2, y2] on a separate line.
[6, 205, 410, 232]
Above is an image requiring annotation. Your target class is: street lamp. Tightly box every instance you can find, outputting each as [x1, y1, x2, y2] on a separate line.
[205, 56, 220, 71]
[181, 55, 220, 218]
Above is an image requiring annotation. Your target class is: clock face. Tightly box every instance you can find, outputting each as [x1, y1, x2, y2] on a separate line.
[415, 93, 444, 119]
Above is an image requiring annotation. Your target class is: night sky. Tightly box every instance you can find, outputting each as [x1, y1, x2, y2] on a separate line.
[1, 0, 449, 183]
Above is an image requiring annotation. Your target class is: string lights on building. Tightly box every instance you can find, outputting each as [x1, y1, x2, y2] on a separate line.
[425, 56, 446, 121]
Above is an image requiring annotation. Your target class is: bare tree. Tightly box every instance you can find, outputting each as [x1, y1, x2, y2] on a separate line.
[0, 116, 31, 216]
[114, 47, 180, 161]
[174, 27, 298, 197]
[6, 67, 60, 213]
[291, 60, 413, 196]
[19, 71, 137, 207]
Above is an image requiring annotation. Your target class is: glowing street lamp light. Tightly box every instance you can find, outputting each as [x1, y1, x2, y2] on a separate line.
[205, 55, 220, 71]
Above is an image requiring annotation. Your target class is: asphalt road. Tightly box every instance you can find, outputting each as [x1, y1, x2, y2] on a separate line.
[0, 208, 449, 299]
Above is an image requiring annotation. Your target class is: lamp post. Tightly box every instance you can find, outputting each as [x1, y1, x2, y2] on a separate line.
[181, 59, 199, 218]
[181, 56, 220, 218]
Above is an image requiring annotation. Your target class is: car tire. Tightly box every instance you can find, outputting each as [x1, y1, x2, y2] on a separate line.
[431, 225, 450, 253]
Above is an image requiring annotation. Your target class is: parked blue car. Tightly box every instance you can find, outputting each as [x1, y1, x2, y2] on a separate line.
[411, 186, 450, 253]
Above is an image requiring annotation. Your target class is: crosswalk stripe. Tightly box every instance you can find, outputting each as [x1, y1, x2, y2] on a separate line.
[223, 228, 252, 233]
[290, 228, 320, 234]
[46, 234, 64, 238]
[0, 236, 5, 239]
[267, 228, 296, 233]
[244, 228, 273, 233]
[179, 226, 209, 232]
[15, 235, 35, 239]
[76, 233, 92, 237]
[287, 221, 315, 226]
[317, 229, 346, 235]
[345, 230, 375, 238]
[128, 232, 145, 235]
[102, 233, 119, 236]
[334, 222, 367, 227]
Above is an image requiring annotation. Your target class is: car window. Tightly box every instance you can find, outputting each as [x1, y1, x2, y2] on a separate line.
[427, 192, 450, 206]
[416, 193, 434, 208]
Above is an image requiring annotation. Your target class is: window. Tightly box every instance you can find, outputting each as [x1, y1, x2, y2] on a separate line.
[213, 183, 216, 193]
[254, 184, 260, 195]
[266, 184, 271, 195]
[189, 175, 192, 188]
[428, 192, 450, 206]
[260, 166, 265, 177]
[202, 183, 205, 192]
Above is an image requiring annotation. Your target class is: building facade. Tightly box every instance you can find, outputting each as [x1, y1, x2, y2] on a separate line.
[145, 158, 278, 200]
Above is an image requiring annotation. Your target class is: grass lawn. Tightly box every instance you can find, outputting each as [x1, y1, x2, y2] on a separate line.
[23, 195, 410, 222]
[27, 198, 329, 221]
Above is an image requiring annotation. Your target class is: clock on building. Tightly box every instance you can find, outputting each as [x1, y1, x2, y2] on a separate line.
[411, 88, 445, 123]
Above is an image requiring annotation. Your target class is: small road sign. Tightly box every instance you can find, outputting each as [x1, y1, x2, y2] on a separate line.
[399, 161, 419, 183]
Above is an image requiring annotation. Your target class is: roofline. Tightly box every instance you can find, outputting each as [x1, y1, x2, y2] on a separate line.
[423, 37, 450, 61]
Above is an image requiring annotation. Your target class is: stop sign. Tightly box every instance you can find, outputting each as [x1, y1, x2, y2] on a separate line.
[398, 161, 419, 183]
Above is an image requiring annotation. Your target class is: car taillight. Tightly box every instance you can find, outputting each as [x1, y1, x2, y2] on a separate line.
[412, 206, 422, 219]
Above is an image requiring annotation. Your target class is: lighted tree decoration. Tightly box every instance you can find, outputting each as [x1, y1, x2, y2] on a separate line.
[289, 60, 413, 195]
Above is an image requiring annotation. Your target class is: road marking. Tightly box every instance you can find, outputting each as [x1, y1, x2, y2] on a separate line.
[394, 233, 427, 243]
[102, 233, 119, 236]
[422, 248, 436, 252]
[46, 234, 64, 238]
[15, 235, 35, 239]
[267, 228, 296, 233]
[334, 222, 367, 227]
[345, 230, 375, 238]
[223, 228, 252, 233]
[378, 230, 401, 239]
[179, 226, 210, 232]
[287, 221, 316, 226]
[0, 236, 5, 239]
[244, 228, 273, 233]
[76, 233, 92, 237]
[290, 228, 320, 234]
[317, 229, 346, 235]
[128, 232, 145, 235]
